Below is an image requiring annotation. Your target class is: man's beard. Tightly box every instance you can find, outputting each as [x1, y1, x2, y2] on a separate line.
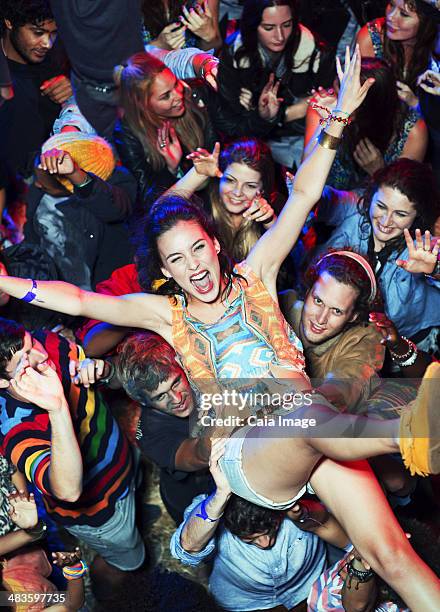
[9, 28, 43, 64]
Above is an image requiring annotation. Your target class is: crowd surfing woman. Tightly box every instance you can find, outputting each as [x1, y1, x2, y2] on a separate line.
[316, 158, 440, 355]
[215, 0, 334, 168]
[304, 57, 427, 192]
[113, 52, 215, 204]
[356, 0, 437, 110]
[2, 48, 440, 610]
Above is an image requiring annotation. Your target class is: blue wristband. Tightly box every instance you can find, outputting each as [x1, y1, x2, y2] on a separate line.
[21, 279, 38, 303]
[195, 496, 222, 523]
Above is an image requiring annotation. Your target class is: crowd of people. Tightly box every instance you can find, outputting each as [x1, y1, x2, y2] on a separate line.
[0, 0, 439, 610]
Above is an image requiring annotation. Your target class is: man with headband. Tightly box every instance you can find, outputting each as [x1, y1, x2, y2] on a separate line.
[280, 250, 384, 413]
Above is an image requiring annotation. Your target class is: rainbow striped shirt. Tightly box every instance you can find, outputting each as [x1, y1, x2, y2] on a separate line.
[0, 332, 133, 527]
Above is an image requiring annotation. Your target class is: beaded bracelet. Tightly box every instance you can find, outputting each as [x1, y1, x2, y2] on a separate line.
[320, 113, 351, 127]
[63, 560, 88, 581]
[389, 336, 416, 361]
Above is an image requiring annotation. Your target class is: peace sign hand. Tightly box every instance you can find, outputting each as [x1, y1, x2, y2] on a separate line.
[258, 73, 283, 121]
[396, 228, 440, 275]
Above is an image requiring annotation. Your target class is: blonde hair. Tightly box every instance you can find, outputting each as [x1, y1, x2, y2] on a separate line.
[114, 52, 205, 171]
[209, 138, 277, 262]
[210, 187, 262, 262]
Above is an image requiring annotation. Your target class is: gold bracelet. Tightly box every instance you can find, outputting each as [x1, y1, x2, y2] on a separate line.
[318, 131, 342, 150]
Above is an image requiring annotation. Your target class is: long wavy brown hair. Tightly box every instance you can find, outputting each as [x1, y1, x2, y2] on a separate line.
[114, 52, 205, 171]
[209, 138, 278, 262]
[381, 1, 437, 89]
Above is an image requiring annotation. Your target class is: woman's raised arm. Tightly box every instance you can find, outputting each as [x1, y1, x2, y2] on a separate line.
[247, 46, 375, 293]
[0, 276, 170, 333]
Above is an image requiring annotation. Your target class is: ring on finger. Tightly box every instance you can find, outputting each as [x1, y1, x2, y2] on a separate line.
[159, 141, 166, 149]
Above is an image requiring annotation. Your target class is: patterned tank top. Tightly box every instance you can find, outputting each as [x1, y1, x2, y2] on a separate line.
[169, 261, 308, 398]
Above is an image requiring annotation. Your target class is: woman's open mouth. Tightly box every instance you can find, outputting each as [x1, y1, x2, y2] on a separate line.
[190, 270, 214, 294]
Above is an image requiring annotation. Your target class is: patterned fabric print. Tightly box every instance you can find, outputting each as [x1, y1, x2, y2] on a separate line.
[170, 261, 307, 397]
[327, 109, 419, 191]
[0, 332, 133, 527]
[308, 554, 406, 611]
[0, 456, 15, 536]
[367, 18, 384, 59]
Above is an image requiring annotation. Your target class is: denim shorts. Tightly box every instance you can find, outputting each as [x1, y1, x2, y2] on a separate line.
[219, 423, 309, 510]
[65, 477, 145, 571]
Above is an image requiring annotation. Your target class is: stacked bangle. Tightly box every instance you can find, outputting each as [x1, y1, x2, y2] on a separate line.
[63, 560, 88, 581]
[389, 337, 418, 367]
[318, 131, 342, 150]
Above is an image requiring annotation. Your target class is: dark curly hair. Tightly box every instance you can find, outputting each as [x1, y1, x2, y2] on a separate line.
[357, 158, 440, 254]
[135, 194, 242, 300]
[0, 318, 25, 379]
[223, 493, 284, 539]
[304, 250, 377, 322]
[0, 0, 53, 32]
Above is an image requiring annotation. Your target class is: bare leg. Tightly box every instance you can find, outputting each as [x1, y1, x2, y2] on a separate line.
[310, 458, 440, 611]
[241, 404, 399, 504]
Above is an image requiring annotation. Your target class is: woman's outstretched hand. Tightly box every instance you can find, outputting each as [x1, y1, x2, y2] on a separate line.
[335, 45, 375, 116]
[186, 142, 222, 177]
[396, 228, 440, 275]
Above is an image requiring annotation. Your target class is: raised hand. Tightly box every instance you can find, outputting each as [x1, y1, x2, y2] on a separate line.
[180, 0, 215, 43]
[369, 312, 400, 348]
[209, 437, 232, 495]
[397, 81, 419, 109]
[39, 148, 76, 176]
[52, 547, 82, 569]
[156, 23, 187, 50]
[396, 228, 440, 274]
[242, 193, 276, 227]
[10, 356, 65, 413]
[309, 86, 338, 119]
[157, 121, 183, 172]
[417, 70, 440, 96]
[353, 137, 385, 175]
[186, 141, 222, 177]
[258, 73, 283, 121]
[8, 490, 38, 529]
[69, 357, 107, 388]
[202, 58, 218, 91]
[335, 45, 375, 116]
[239, 87, 254, 111]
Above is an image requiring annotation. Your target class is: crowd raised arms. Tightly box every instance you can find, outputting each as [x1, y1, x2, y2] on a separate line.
[0, 1, 439, 610]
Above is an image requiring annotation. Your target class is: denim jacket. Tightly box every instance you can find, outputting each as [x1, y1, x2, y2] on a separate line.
[317, 187, 440, 341]
[170, 494, 326, 611]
